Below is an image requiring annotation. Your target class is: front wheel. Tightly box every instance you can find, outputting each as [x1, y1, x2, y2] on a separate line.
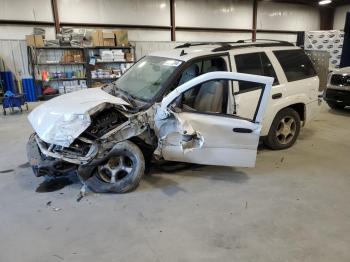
[265, 108, 301, 150]
[85, 141, 145, 193]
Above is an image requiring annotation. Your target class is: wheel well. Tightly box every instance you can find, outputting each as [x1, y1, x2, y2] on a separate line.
[287, 103, 305, 121]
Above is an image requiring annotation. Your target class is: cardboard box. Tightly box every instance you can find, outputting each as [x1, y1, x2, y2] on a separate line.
[113, 30, 128, 47]
[34, 35, 44, 47]
[102, 32, 115, 46]
[26, 35, 36, 47]
[26, 35, 44, 47]
[91, 30, 103, 46]
[125, 52, 134, 62]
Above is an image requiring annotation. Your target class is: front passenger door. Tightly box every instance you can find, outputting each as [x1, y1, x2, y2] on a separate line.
[156, 71, 273, 168]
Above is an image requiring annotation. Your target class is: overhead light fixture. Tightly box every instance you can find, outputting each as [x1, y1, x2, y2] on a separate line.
[319, 0, 332, 5]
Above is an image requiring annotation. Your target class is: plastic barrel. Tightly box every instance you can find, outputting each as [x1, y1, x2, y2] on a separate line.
[0, 71, 15, 93]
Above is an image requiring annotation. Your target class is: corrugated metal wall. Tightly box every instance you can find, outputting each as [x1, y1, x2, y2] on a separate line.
[0, 40, 30, 79]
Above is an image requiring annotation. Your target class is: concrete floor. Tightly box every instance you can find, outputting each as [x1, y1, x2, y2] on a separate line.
[0, 103, 350, 262]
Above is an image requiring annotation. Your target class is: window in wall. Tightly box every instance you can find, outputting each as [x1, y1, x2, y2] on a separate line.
[273, 49, 317, 82]
[235, 52, 279, 92]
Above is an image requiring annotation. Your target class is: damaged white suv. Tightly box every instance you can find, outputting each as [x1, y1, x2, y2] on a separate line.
[27, 41, 320, 193]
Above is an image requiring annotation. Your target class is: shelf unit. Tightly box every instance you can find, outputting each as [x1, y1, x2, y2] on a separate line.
[28, 46, 87, 96]
[27, 45, 135, 98]
[85, 46, 135, 88]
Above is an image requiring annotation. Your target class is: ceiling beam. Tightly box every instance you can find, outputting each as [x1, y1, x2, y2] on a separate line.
[51, 0, 60, 34]
[252, 0, 258, 41]
[0, 20, 54, 26]
[170, 0, 176, 41]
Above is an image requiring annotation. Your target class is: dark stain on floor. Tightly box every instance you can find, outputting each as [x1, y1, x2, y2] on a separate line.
[18, 162, 30, 168]
[0, 169, 14, 174]
[36, 177, 74, 193]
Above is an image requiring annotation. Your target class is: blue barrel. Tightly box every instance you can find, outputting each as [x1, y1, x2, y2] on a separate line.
[0, 71, 15, 93]
[22, 78, 37, 102]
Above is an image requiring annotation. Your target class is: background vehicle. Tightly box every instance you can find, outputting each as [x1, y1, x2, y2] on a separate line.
[324, 67, 350, 110]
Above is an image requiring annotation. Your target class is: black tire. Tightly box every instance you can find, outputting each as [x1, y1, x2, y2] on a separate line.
[265, 108, 301, 150]
[85, 141, 145, 193]
[327, 101, 344, 110]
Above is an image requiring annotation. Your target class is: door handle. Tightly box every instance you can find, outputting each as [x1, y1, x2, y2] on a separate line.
[272, 93, 282, 99]
[233, 128, 253, 133]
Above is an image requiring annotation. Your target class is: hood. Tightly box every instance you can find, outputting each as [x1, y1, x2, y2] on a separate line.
[333, 67, 350, 74]
[28, 88, 129, 147]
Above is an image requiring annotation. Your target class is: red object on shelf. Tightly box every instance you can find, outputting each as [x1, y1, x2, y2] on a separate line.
[42, 87, 58, 95]
[41, 70, 49, 82]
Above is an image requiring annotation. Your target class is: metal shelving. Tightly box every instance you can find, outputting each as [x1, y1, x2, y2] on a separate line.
[28, 45, 135, 96]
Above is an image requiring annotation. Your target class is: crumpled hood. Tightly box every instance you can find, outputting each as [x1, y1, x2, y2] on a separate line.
[28, 88, 129, 147]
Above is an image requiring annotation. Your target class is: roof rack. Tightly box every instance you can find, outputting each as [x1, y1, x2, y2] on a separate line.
[174, 39, 294, 51]
[174, 42, 223, 49]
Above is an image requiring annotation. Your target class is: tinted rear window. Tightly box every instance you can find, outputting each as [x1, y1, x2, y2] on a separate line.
[273, 50, 316, 82]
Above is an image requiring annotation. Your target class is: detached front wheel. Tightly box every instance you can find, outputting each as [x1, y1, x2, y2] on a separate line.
[85, 141, 145, 193]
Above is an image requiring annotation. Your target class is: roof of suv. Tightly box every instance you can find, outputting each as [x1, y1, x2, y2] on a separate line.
[150, 41, 300, 62]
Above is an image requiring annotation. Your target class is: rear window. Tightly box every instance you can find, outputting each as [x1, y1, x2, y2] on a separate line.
[273, 50, 316, 82]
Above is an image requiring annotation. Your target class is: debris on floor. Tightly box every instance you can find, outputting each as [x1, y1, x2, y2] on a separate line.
[36, 177, 74, 193]
[0, 169, 14, 174]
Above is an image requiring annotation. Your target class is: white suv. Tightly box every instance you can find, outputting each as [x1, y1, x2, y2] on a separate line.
[27, 41, 320, 193]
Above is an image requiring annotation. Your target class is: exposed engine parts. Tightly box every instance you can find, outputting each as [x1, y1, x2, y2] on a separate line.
[84, 107, 128, 139]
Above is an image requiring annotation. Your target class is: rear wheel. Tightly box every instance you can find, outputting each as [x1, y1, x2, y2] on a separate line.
[265, 108, 301, 150]
[327, 101, 344, 110]
[85, 141, 145, 193]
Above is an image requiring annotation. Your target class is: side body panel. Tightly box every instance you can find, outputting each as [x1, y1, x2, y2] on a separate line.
[228, 47, 320, 136]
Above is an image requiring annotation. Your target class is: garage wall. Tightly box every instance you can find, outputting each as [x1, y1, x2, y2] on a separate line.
[257, 2, 320, 31]
[333, 6, 350, 30]
[0, 0, 325, 75]
[175, 0, 253, 29]
[0, 0, 53, 21]
[0, 0, 321, 41]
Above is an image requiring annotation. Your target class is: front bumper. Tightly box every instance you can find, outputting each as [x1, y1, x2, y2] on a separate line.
[324, 88, 350, 105]
[27, 134, 77, 177]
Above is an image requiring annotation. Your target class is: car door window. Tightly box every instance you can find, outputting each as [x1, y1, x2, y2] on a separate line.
[273, 49, 316, 82]
[180, 79, 229, 114]
[176, 56, 228, 86]
[169, 56, 229, 104]
[235, 52, 279, 93]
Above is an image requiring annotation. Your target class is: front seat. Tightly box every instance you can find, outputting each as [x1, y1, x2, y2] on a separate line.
[193, 67, 224, 113]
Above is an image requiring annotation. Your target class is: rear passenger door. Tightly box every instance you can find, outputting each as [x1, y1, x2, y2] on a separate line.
[273, 49, 319, 101]
[233, 52, 280, 120]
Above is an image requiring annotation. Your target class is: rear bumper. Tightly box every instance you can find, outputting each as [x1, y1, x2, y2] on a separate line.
[324, 88, 350, 105]
[27, 134, 77, 177]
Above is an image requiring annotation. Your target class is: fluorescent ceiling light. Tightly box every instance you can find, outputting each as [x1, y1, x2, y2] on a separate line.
[319, 0, 332, 5]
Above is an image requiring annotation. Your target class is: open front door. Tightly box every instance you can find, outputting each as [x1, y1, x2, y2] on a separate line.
[155, 71, 273, 167]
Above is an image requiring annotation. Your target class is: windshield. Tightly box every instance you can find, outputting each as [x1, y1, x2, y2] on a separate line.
[115, 56, 183, 101]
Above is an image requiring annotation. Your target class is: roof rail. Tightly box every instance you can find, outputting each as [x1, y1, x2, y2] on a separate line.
[212, 41, 294, 52]
[175, 39, 293, 50]
[175, 42, 220, 49]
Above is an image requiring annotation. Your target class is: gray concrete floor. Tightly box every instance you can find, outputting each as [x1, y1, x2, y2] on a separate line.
[0, 103, 350, 262]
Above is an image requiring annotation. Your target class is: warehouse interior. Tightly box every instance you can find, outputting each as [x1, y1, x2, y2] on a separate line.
[1, 0, 350, 261]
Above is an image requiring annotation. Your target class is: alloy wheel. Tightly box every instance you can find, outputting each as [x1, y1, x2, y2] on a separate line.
[98, 155, 133, 183]
[275, 116, 296, 145]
